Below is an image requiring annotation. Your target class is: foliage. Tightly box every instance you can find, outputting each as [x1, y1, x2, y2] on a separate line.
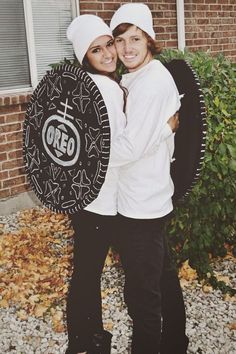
[49, 55, 80, 70]
[158, 49, 236, 293]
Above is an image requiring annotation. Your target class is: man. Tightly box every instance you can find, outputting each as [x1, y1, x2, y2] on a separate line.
[110, 3, 189, 354]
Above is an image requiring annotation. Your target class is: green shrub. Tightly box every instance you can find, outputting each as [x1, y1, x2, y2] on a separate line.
[159, 50, 236, 292]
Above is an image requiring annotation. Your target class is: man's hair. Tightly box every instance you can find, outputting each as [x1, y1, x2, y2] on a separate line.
[112, 23, 162, 55]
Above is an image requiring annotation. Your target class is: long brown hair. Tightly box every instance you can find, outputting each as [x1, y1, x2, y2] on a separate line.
[112, 23, 162, 56]
[82, 54, 128, 113]
[82, 55, 119, 81]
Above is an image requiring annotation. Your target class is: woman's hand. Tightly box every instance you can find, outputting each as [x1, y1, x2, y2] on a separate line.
[167, 112, 180, 133]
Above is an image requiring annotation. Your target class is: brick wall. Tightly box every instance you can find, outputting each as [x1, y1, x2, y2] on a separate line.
[185, 0, 236, 61]
[0, 94, 31, 199]
[80, 0, 179, 48]
[0, 0, 236, 201]
[80, 0, 236, 61]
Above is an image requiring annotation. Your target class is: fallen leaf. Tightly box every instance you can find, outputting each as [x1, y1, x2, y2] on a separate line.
[178, 260, 198, 282]
[227, 322, 236, 331]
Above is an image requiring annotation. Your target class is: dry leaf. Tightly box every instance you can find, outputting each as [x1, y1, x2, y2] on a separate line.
[202, 284, 213, 293]
[34, 304, 48, 317]
[0, 299, 9, 308]
[104, 322, 113, 331]
[17, 309, 28, 320]
[223, 294, 236, 302]
[0, 207, 74, 331]
[214, 272, 231, 285]
[227, 322, 236, 331]
[178, 260, 198, 282]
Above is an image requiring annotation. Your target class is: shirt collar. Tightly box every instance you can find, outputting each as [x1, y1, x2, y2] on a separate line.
[121, 59, 157, 84]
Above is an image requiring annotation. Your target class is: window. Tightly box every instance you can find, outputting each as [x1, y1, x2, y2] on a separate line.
[0, 0, 78, 93]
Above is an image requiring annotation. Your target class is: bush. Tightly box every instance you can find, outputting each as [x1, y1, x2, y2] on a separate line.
[159, 50, 236, 291]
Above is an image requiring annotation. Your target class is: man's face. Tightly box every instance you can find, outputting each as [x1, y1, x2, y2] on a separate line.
[114, 25, 153, 72]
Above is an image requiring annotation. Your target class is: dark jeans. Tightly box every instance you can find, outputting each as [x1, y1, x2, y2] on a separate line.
[66, 211, 188, 354]
[114, 213, 188, 354]
[114, 214, 166, 354]
[66, 211, 114, 353]
[160, 236, 189, 354]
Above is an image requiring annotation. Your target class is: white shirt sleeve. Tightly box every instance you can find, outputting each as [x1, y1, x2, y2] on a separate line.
[109, 83, 180, 167]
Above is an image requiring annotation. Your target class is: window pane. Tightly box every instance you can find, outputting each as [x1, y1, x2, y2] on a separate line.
[31, 0, 75, 81]
[0, 0, 30, 91]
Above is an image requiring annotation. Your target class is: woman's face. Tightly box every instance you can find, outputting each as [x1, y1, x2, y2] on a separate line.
[86, 35, 117, 74]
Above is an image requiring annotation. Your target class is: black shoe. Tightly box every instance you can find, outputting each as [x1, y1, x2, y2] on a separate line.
[88, 330, 112, 354]
[66, 331, 112, 354]
[160, 335, 189, 354]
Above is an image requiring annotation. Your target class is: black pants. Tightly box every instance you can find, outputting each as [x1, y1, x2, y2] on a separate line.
[114, 214, 188, 354]
[66, 211, 114, 353]
[66, 212, 188, 354]
[160, 235, 189, 354]
[114, 214, 166, 354]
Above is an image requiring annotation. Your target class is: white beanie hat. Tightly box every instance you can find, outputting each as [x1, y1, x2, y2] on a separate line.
[67, 14, 113, 64]
[110, 3, 155, 40]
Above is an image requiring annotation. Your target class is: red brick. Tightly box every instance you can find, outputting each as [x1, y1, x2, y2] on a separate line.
[166, 26, 177, 33]
[0, 115, 5, 124]
[185, 4, 197, 11]
[196, 5, 209, 11]
[186, 32, 198, 39]
[0, 134, 6, 144]
[0, 171, 8, 180]
[0, 152, 7, 162]
[0, 104, 20, 115]
[170, 33, 177, 40]
[8, 149, 23, 159]
[9, 167, 26, 178]
[5, 113, 21, 124]
[4, 97, 11, 105]
[103, 3, 120, 10]
[80, 2, 103, 10]
[222, 5, 234, 11]
[165, 41, 178, 48]
[0, 188, 10, 199]
[154, 18, 171, 27]
[211, 45, 224, 51]
[20, 103, 29, 112]
[3, 176, 26, 188]
[19, 94, 30, 104]
[156, 26, 165, 33]
[2, 158, 24, 170]
[210, 5, 222, 11]
[11, 183, 31, 196]
[6, 131, 23, 142]
[206, 11, 219, 18]
[197, 19, 209, 25]
[0, 141, 22, 154]
[11, 96, 20, 105]
[0, 123, 21, 134]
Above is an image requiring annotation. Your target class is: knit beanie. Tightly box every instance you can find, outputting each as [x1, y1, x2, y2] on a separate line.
[67, 14, 113, 64]
[110, 3, 155, 40]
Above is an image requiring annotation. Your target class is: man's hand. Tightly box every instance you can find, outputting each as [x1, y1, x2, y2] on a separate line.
[168, 112, 180, 133]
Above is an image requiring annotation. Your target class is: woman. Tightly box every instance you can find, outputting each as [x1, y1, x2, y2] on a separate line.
[66, 14, 180, 354]
[66, 14, 127, 354]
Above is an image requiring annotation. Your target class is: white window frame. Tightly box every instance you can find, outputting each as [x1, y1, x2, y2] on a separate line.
[0, 0, 79, 95]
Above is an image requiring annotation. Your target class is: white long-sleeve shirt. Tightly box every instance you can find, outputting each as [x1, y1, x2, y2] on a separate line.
[85, 73, 126, 215]
[117, 60, 181, 219]
[85, 60, 180, 217]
